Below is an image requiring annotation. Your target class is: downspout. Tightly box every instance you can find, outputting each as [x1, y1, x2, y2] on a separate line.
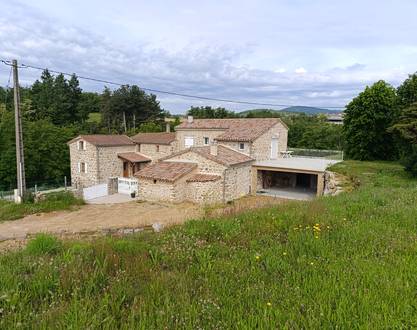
[96, 146, 100, 184]
[222, 168, 226, 203]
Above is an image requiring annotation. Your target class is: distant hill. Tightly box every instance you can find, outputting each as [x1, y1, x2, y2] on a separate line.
[239, 106, 342, 116]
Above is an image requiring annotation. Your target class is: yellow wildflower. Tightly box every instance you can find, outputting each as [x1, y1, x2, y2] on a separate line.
[266, 302, 272, 307]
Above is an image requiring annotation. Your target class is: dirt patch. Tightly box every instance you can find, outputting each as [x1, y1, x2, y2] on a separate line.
[0, 196, 287, 253]
[0, 201, 202, 241]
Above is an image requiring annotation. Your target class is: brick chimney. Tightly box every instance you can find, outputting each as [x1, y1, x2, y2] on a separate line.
[166, 122, 170, 133]
[210, 141, 218, 156]
[187, 115, 193, 124]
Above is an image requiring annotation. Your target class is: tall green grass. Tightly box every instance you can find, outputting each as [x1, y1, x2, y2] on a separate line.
[0, 161, 417, 328]
[0, 191, 84, 222]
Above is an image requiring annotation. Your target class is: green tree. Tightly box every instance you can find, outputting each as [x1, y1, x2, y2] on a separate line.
[391, 102, 417, 176]
[101, 85, 164, 133]
[187, 106, 237, 118]
[397, 73, 417, 109]
[343, 80, 398, 160]
[30, 70, 82, 125]
[77, 92, 101, 122]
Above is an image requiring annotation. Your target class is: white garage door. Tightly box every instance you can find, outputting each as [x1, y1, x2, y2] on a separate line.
[83, 183, 108, 200]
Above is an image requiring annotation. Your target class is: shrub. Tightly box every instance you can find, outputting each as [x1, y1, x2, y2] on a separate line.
[26, 234, 62, 255]
[401, 145, 417, 176]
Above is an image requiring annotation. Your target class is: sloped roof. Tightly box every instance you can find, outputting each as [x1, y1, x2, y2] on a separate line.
[161, 145, 254, 167]
[134, 162, 197, 182]
[131, 132, 176, 145]
[118, 152, 151, 163]
[175, 118, 287, 142]
[68, 135, 135, 147]
[186, 174, 221, 182]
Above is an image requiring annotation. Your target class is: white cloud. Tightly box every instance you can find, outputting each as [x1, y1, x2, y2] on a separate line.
[1, 1, 416, 113]
[295, 67, 307, 74]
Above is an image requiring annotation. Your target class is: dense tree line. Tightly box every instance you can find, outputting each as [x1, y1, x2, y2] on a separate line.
[343, 72, 417, 175]
[0, 70, 166, 190]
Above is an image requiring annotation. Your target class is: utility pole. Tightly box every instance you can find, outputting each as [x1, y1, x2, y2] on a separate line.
[12, 59, 26, 202]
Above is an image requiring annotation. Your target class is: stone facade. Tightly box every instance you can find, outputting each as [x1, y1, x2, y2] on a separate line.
[69, 139, 137, 188]
[185, 179, 223, 204]
[138, 142, 178, 162]
[251, 122, 288, 161]
[175, 121, 287, 161]
[224, 164, 252, 201]
[219, 141, 251, 155]
[69, 140, 99, 188]
[166, 151, 227, 175]
[175, 129, 226, 149]
[97, 145, 137, 181]
[137, 169, 194, 203]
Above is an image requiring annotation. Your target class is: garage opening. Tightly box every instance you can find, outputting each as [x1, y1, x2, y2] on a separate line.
[257, 170, 318, 200]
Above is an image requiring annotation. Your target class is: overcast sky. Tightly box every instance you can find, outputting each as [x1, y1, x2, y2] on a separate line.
[1, 0, 417, 113]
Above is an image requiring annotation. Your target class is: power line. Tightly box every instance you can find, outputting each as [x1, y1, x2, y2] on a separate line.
[1, 59, 346, 109]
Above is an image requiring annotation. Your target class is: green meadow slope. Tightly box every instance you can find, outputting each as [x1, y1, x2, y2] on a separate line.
[0, 161, 416, 328]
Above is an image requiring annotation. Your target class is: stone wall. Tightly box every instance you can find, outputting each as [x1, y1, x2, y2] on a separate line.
[224, 164, 252, 201]
[138, 179, 177, 202]
[324, 171, 344, 196]
[185, 179, 223, 204]
[137, 169, 194, 203]
[166, 151, 227, 175]
[97, 145, 137, 182]
[251, 122, 288, 161]
[138, 142, 178, 162]
[219, 141, 251, 155]
[69, 140, 99, 189]
[175, 129, 226, 150]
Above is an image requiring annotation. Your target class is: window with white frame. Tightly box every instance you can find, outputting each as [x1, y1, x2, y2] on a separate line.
[203, 137, 210, 145]
[239, 142, 245, 150]
[184, 136, 194, 148]
[78, 140, 85, 150]
[78, 162, 87, 173]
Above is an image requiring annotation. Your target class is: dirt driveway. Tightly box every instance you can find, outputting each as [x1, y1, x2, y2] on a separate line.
[0, 201, 202, 241]
[0, 196, 286, 252]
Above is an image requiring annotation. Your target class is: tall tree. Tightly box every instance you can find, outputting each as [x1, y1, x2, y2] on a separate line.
[30, 70, 82, 125]
[343, 80, 398, 160]
[391, 102, 417, 176]
[100, 85, 164, 133]
[397, 73, 417, 109]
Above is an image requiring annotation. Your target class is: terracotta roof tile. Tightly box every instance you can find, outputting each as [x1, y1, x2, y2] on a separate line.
[118, 152, 151, 163]
[160, 145, 254, 167]
[131, 132, 176, 145]
[176, 118, 287, 142]
[135, 162, 197, 182]
[186, 174, 221, 182]
[68, 135, 135, 146]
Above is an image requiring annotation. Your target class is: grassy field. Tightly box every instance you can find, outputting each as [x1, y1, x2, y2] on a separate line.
[1, 161, 417, 328]
[0, 191, 84, 222]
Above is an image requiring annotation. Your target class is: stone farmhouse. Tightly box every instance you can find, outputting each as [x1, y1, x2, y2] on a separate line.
[69, 117, 334, 203]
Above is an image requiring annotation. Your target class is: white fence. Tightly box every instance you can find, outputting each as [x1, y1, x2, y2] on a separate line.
[118, 178, 138, 195]
[83, 183, 108, 200]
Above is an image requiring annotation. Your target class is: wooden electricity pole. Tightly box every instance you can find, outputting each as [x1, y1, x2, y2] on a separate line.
[12, 59, 26, 200]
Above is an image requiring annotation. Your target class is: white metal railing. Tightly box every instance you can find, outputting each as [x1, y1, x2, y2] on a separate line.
[287, 148, 344, 160]
[118, 178, 139, 195]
